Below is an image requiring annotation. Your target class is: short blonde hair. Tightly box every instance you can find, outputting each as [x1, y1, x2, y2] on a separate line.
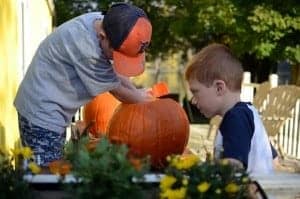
[185, 43, 243, 91]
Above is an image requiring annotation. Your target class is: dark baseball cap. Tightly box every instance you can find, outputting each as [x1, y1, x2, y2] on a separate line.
[103, 2, 152, 77]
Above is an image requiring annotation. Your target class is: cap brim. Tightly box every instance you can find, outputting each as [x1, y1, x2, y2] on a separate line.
[113, 51, 145, 77]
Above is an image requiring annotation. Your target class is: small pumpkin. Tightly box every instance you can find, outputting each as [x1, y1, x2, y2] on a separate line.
[151, 82, 170, 97]
[48, 160, 72, 175]
[107, 98, 190, 168]
[83, 92, 120, 137]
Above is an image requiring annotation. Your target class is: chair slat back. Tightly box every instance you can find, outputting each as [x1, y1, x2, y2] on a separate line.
[253, 81, 271, 113]
[262, 85, 300, 137]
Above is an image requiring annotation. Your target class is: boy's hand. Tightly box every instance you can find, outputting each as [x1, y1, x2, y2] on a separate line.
[138, 88, 155, 101]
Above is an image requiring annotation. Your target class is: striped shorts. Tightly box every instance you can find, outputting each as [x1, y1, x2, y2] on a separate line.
[17, 113, 66, 166]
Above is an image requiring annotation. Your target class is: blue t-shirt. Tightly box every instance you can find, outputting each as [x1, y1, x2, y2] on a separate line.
[220, 102, 255, 167]
[14, 12, 120, 133]
[215, 102, 274, 175]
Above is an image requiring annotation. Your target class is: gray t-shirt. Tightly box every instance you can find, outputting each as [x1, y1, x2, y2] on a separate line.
[14, 12, 120, 133]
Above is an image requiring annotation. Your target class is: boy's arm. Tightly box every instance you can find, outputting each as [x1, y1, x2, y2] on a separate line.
[109, 75, 152, 103]
[116, 74, 137, 90]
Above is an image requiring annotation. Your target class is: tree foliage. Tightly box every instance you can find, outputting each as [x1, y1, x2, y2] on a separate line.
[54, 0, 300, 75]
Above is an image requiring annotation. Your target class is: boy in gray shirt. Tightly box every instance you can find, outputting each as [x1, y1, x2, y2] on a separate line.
[14, 3, 152, 166]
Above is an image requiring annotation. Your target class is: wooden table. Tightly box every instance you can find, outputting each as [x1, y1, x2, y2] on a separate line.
[252, 172, 300, 199]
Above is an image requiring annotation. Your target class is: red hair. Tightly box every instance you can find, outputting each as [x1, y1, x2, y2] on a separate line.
[185, 43, 243, 91]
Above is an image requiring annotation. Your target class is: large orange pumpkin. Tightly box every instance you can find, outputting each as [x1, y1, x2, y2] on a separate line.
[83, 92, 120, 137]
[107, 98, 190, 168]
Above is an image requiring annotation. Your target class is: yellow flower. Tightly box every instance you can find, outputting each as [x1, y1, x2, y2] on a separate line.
[160, 187, 187, 199]
[242, 177, 249, 183]
[170, 155, 199, 170]
[197, 181, 211, 193]
[160, 175, 177, 191]
[215, 188, 222, 194]
[21, 147, 33, 159]
[225, 183, 240, 193]
[28, 162, 41, 174]
[182, 178, 188, 186]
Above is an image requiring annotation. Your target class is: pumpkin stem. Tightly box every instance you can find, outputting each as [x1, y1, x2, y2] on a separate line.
[70, 120, 95, 141]
[81, 120, 95, 137]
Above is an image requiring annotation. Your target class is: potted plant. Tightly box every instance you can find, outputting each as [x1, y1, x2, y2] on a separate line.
[54, 135, 152, 199]
[159, 154, 262, 199]
[0, 146, 41, 199]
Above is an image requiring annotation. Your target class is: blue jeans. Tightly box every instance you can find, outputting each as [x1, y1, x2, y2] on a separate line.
[17, 113, 66, 166]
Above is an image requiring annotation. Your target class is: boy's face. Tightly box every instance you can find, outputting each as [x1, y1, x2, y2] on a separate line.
[188, 78, 222, 118]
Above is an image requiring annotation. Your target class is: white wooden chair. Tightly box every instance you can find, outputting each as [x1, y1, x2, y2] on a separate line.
[207, 115, 222, 140]
[261, 85, 300, 157]
[253, 81, 271, 113]
[261, 85, 300, 136]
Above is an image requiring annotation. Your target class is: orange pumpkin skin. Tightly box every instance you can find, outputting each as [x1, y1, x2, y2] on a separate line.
[107, 98, 190, 168]
[151, 82, 170, 97]
[83, 92, 120, 137]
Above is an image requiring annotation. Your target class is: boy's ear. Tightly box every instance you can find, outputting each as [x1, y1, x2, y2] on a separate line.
[96, 20, 107, 40]
[213, 80, 226, 96]
[98, 31, 107, 41]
